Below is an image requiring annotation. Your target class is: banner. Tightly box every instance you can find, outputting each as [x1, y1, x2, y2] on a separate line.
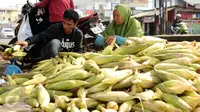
[121, 0, 148, 7]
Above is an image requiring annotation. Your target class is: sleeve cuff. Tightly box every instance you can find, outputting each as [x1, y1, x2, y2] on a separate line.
[25, 37, 33, 45]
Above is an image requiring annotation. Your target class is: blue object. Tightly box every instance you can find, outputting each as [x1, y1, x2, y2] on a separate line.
[4, 60, 22, 76]
[95, 35, 127, 46]
[114, 35, 127, 46]
[95, 35, 105, 46]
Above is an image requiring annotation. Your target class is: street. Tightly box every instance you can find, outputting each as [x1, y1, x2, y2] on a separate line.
[0, 38, 12, 45]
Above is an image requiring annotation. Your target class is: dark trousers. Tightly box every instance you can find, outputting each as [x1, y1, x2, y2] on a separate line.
[40, 39, 61, 59]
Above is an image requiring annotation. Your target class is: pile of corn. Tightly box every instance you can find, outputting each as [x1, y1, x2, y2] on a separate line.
[1, 36, 200, 112]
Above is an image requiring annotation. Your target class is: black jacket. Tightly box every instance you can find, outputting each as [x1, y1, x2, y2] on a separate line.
[26, 22, 83, 53]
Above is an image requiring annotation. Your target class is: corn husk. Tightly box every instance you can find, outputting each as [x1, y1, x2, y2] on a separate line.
[162, 93, 192, 112]
[88, 91, 133, 103]
[132, 71, 161, 89]
[165, 69, 197, 80]
[137, 43, 165, 56]
[154, 63, 196, 71]
[154, 80, 192, 94]
[102, 69, 133, 85]
[112, 43, 151, 55]
[45, 80, 88, 91]
[119, 100, 136, 112]
[38, 84, 50, 107]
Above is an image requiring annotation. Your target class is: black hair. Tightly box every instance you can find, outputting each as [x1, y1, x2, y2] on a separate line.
[64, 9, 79, 23]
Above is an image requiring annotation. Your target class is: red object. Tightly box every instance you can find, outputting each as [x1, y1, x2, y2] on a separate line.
[86, 10, 94, 15]
[35, 0, 74, 22]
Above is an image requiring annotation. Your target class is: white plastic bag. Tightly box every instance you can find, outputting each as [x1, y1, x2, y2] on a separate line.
[17, 15, 33, 41]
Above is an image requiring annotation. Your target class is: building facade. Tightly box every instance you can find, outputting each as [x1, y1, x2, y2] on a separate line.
[0, 7, 20, 29]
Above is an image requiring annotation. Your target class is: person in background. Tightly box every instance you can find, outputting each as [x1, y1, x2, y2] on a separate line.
[95, 4, 143, 46]
[34, 0, 74, 24]
[15, 9, 83, 60]
[172, 14, 182, 34]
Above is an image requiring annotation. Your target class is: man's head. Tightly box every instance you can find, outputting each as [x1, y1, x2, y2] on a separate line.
[176, 14, 181, 19]
[63, 9, 79, 34]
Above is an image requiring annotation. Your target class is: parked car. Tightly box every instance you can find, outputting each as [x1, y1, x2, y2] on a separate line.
[0, 28, 15, 38]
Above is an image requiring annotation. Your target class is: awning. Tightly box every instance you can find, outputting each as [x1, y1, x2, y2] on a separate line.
[183, 0, 200, 5]
[133, 7, 175, 18]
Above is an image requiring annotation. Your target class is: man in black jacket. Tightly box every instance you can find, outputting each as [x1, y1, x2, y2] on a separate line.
[16, 9, 83, 59]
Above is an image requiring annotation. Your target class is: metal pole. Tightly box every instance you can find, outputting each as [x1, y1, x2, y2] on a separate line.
[154, 0, 157, 35]
[164, 0, 167, 34]
[159, 0, 163, 34]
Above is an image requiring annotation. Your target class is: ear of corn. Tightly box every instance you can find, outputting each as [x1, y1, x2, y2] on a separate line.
[113, 75, 134, 90]
[84, 68, 115, 88]
[83, 52, 103, 59]
[153, 53, 199, 61]
[74, 57, 86, 65]
[48, 65, 83, 79]
[47, 90, 72, 101]
[101, 38, 116, 55]
[132, 71, 161, 89]
[102, 69, 133, 85]
[80, 108, 90, 112]
[152, 49, 200, 57]
[77, 87, 86, 98]
[131, 106, 153, 112]
[70, 101, 80, 112]
[73, 98, 100, 109]
[42, 103, 57, 112]
[154, 80, 191, 94]
[180, 95, 200, 109]
[84, 60, 100, 74]
[137, 43, 165, 56]
[162, 93, 192, 112]
[128, 36, 167, 44]
[133, 90, 155, 101]
[53, 108, 62, 112]
[154, 63, 196, 71]
[106, 101, 118, 110]
[13, 78, 29, 85]
[7, 75, 17, 86]
[112, 43, 151, 55]
[25, 98, 39, 108]
[87, 82, 110, 94]
[91, 55, 128, 65]
[100, 60, 145, 70]
[38, 84, 50, 107]
[54, 95, 69, 110]
[129, 84, 143, 95]
[134, 100, 169, 112]
[45, 80, 88, 91]
[142, 57, 161, 66]
[46, 69, 90, 84]
[160, 57, 192, 65]
[0, 87, 22, 104]
[154, 70, 196, 91]
[22, 76, 46, 86]
[119, 100, 136, 112]
[165, 69, 197, 80]
[88, 91, 133, 103]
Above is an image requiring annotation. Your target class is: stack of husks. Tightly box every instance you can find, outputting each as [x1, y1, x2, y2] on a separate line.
[1, 36, 200, 112]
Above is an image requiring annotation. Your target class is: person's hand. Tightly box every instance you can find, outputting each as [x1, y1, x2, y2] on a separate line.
[105, 35, 115, 45]
[15, 41, 29, 48]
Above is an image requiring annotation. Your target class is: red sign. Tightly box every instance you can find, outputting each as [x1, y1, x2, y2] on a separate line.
[179, 12, 193, 19]
[86, 10, 94, 15]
